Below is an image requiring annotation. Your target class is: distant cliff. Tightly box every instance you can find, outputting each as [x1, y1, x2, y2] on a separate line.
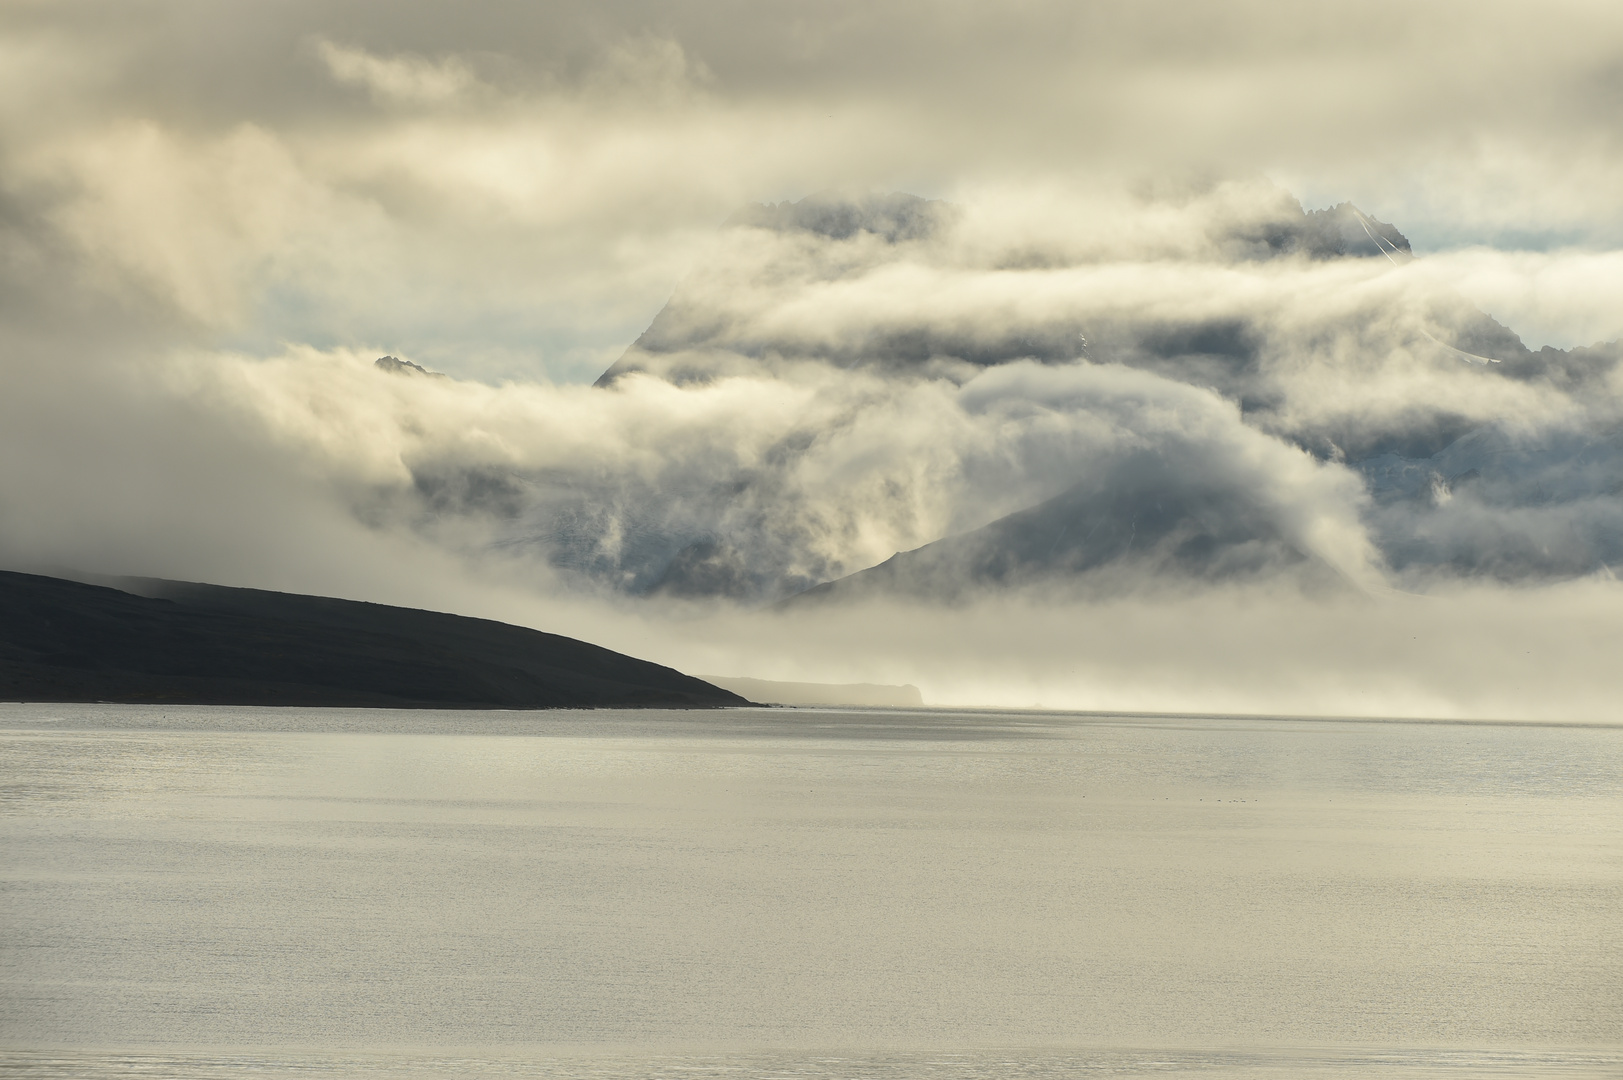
[0, 571, 747, 709]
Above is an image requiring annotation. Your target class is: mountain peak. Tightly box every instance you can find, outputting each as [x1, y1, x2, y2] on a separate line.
[1302, 203, 1413, 260]
[376, 355, 446, 378]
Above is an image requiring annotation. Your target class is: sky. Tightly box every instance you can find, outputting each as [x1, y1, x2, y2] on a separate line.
[3, 0, 1622, 718]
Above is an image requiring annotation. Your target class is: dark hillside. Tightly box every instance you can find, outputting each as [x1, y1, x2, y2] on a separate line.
[0, 571, 746, 708]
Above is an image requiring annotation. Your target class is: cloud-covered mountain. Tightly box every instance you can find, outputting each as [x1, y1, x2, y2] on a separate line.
[14, 183, 1609, 612]
[448, 186, 1613, 604]
[791, 449, 1351, 605]
[596, 190, 1416, 387]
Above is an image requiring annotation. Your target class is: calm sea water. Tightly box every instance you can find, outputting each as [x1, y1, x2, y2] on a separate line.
[2, 704, 1619, 1078]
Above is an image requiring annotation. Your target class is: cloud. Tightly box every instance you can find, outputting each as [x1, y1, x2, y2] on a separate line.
[63, 188, 1598, 609]
[3, 1, 1623, 716]
[5, 1, 1620, 381]
[1415, 248, 1623, 350]
[5, 181, 1618, 612]
[634, 581, 1623, 722]
[314, 39, 480, 105]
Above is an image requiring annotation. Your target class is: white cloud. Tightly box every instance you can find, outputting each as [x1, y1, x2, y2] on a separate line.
[1416, 248, 1623, 350]
[314, 39, 479, 105]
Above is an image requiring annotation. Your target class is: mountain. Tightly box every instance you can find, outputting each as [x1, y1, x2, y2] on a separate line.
[595, 191, 957, 387]
[789, 449, 1350, 604]
[594, 193, 1415, 388]
[0, 571, 747, 708]
[792, 395, 1623, 604]
[429, 188, 1623, 605]
[375, 355, 446, 378]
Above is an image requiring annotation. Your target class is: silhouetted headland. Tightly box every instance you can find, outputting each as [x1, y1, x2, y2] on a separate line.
[0, 571, 748, 709]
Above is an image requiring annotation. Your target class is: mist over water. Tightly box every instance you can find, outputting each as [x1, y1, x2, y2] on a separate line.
[3, 705, 1619, 1077]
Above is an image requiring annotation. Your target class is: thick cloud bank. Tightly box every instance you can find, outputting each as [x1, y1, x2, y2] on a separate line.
[262, 185, 1610, 606]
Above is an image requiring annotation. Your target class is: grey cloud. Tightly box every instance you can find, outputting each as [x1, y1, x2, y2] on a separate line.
[8, 1, 1623, 241]
[5, 1, 1619, 395]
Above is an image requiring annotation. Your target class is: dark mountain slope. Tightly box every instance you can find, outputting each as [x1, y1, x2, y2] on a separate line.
[788, 451, 1349, 604]
[0, 571, 746, 708]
